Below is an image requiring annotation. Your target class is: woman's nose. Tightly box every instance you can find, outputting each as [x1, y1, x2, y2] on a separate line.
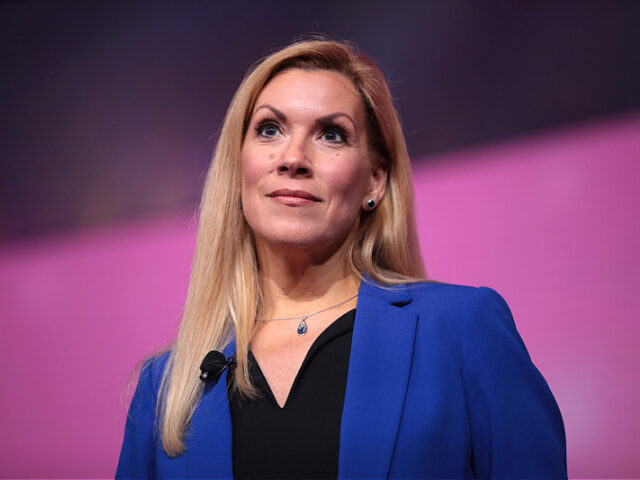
[277, 136, 312, 177]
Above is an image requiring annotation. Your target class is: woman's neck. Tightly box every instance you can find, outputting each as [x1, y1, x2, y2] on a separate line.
[256, 240, 360, 319]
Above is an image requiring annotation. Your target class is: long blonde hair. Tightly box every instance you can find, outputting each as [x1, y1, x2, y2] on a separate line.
[155, 38, 426, 457]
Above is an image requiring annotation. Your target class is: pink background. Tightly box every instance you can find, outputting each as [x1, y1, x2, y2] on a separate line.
[1, 112, 639, 478]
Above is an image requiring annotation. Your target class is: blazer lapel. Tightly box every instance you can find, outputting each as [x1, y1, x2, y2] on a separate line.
[186, 340, 236, 479]
[339, 280, 418, 480]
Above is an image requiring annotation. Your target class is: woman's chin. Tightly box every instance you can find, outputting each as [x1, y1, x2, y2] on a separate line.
[254, 230, 351, 257]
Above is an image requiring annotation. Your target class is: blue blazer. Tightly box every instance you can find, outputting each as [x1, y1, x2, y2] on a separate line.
[116, 280, 567, 479]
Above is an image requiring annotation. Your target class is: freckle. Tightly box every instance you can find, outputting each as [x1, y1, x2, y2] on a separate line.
[269, 154, 275, 159]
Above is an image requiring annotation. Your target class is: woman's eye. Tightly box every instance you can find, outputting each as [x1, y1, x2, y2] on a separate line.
[256, 122, 281, 138]
[321, 127, 348, 144]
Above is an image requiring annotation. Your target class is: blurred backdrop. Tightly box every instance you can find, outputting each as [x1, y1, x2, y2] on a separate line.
[1, 1, 639, 477]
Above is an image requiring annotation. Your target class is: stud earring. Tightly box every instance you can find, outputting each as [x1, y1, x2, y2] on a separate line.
[366, 198, 376, 210]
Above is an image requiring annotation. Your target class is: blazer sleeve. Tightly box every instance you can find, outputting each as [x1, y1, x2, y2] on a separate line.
[462, 287, 567, 479]
[115, 359, 159, 479]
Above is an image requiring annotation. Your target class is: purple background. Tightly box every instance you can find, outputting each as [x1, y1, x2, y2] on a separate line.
[2, 2, 640, 478]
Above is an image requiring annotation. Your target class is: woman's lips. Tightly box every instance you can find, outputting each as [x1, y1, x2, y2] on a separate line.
[267, 189, 321, 206]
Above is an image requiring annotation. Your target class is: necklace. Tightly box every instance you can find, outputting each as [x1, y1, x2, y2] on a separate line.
[258, 292, 359, 336]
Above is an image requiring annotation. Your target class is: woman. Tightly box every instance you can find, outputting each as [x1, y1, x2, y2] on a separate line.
[116, 39, 567, 479]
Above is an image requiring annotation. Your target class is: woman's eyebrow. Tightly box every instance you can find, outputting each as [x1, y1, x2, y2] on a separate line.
[315, 113, 358, 133]
[253, 106, 358, 133]
[253, 104, 286, 121]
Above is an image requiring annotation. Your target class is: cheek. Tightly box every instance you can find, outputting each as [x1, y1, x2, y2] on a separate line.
[323, 160, 370, 202]
[240, 152, 262, 221]
[241, 149, 270, 191]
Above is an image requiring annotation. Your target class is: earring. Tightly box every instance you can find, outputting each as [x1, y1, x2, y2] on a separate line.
[366, 198, 376, 210]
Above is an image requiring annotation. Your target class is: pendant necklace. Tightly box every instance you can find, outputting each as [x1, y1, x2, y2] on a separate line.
[258, 292, 358, 336]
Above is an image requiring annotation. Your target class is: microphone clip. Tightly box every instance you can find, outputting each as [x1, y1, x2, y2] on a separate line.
[199, 350, 235, 385]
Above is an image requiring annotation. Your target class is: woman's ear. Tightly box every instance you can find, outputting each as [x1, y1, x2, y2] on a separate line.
[363, 159, 388, 210]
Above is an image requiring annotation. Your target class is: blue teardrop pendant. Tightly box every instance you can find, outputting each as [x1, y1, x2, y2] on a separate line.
[297, 317, 308, 336]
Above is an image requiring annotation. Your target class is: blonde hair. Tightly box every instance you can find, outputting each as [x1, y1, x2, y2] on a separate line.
[154, 38, 426, 457]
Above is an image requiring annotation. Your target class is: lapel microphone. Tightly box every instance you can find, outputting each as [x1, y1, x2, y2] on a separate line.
[199, 350, 235, 385]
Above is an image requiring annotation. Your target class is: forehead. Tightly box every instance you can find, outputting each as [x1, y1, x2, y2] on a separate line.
[253, 69, 365, 119]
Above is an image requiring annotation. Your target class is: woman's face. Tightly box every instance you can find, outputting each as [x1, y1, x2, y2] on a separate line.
[241, 69, 386, 255]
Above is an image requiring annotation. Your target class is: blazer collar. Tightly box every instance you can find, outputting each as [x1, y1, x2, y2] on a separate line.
[359, 276, 413, 306]
[183, 279, 417, 480]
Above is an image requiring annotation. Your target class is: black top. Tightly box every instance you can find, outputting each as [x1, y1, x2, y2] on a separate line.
[228, 309, 356, 480]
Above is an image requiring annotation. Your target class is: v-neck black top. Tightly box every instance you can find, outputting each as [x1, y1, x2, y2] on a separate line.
[227, 309, 356, 480]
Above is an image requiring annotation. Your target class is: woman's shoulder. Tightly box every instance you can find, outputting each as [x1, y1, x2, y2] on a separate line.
[361, 279, 514, 338]
[373, 279, 509, 316]
[136, 349, 172, 399]
[399, 280, 527, 356]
